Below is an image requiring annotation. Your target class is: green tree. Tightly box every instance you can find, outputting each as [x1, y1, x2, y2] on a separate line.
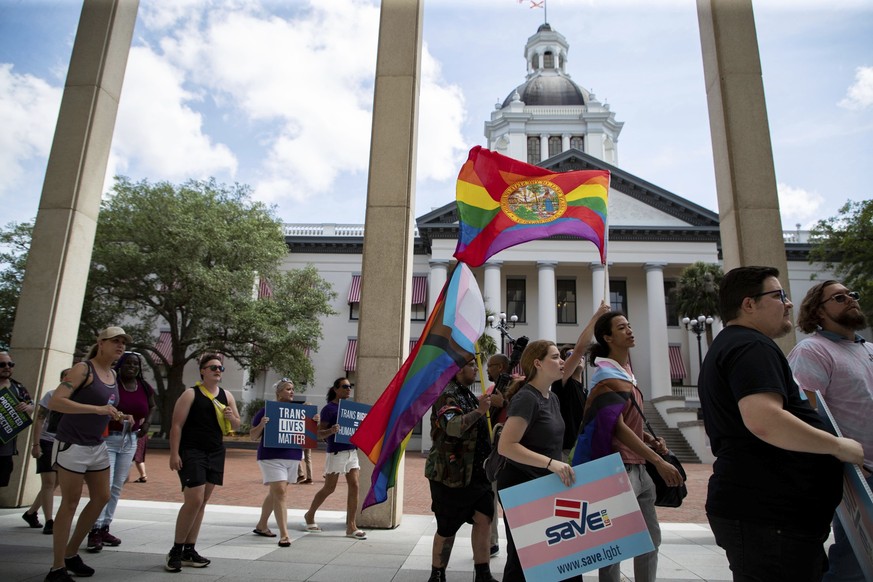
[808, 199, 873, 323]
[0, 177, 337, 434]
[0, 221, 33, 348]
[672, 262, 723, 344]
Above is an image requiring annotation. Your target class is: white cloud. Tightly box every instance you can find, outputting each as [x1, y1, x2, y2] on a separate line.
[109, 45, 238, 189]
[0, 64, 61, 204]
[777, 182, 825, 228]
[838, 66, 873, 110]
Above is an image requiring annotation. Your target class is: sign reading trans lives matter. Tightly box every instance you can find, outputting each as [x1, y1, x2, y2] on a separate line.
[335, 400, 371, 445]
[0, 386, 33, 444]
[263, 401, 318, 449]
[499, 453, 654, 581]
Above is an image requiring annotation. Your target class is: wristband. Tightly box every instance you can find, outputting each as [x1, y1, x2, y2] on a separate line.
[546, 458, 552, 469]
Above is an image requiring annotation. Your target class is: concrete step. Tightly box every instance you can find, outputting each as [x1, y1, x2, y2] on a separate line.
[643, 402, 701, 464]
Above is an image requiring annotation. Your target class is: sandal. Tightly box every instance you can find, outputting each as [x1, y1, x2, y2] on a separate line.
[346, 529, 367, 540]
[134, 476, 148, 483]
[303, 523, 322, 533]
[252, 528, 277, 538]
[278, 538, 291, 547]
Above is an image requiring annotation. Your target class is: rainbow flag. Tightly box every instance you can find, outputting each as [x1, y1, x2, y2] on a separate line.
[352, 263, 485, 509]
[454, 146, 609, 267]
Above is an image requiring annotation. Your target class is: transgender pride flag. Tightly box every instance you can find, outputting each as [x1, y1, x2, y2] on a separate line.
[500, 453, 655, 581]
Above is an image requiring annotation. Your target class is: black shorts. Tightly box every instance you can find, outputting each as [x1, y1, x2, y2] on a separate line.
[36, 441, 55, 474]
[177, 447, 225, 490]
[0, 455, 12, 487]
[429, 478, 494, 537]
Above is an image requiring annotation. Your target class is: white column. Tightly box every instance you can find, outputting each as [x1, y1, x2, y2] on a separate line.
[590, 263, 606, 310]
[562, 133, 571, 152]
[540, 133, 549, 162]
[537, 261, 558, 342]
[644, 263, 671, 399]
[427, 259, 449, 317]
[483, 261, 503, 346]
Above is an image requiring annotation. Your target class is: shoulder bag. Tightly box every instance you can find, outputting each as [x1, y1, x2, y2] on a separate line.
[628, 394, 688, 508]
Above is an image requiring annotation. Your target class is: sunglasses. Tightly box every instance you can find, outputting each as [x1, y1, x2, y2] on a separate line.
[821, 291, 860, 306]
[339, 384, 352, 389]
[749, 288, 788, 304]
[0, 362, 14, 368]
[203, 365, 225, 372]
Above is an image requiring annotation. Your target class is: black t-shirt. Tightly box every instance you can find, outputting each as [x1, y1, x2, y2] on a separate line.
[699, 325, 842, 531]
[551, 376, 586, 450]
[504, 384, 564, 478]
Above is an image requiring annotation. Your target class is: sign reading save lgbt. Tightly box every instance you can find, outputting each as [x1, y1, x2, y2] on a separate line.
[500, 453, 654, 581]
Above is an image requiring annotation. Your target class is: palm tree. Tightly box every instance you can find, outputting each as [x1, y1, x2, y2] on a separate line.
[672, 262, 723, 344]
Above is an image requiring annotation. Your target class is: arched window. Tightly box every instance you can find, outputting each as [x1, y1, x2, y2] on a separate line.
[548, 136, 562, 158]
[527, 136, 541, 165]
[543, 51, 554, 69]
[570, 136, 584, 151]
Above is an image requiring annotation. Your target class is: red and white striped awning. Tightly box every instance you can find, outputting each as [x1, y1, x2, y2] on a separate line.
[411, 275, 427, 305]
[409, 338, 418, 352]
[155, 331, 173, 365]
[344, 338, 358, 372]
[669, 345, 687, 381]
[348, 275, 362, 303]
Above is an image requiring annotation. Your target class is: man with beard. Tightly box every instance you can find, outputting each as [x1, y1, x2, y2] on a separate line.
[699, 267, 864, 581]
[788, 281, 873, 581]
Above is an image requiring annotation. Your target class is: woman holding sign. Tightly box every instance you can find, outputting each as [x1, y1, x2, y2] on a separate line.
[250, 379, 303, 547]
[303, 377, 366, 540]
[497, 339, 576, 582]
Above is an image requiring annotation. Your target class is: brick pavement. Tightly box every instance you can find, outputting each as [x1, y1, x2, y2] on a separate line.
[113, 445, 712, 524]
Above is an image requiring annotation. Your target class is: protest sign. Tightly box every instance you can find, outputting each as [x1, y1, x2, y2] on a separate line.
[499, 452, 654, 581]
[335, 400, 370, 445]
[263, 401, 317, 449]
[817, 391, 873, 577]
[0, 386, 33, 444]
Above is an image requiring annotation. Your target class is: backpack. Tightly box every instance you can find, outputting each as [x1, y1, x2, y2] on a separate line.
[46, 364, 92, 433]
[483, 423, 506, 482]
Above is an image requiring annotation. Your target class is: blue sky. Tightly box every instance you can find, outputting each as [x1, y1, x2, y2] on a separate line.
[1, 0, 871, 230]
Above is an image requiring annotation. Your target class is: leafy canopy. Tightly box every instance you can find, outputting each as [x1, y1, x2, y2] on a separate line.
[809, 199, 873, 323]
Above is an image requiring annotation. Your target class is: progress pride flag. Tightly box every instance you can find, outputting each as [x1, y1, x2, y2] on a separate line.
[499, 453, 654, 581]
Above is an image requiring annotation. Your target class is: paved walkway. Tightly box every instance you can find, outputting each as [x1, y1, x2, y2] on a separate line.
[3, 447, 735, 581]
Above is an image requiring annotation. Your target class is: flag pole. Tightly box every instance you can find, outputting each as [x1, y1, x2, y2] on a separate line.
[474, 341, 494, 441]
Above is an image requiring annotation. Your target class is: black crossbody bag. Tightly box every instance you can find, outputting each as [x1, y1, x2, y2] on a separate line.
[628, 393, 688, 508]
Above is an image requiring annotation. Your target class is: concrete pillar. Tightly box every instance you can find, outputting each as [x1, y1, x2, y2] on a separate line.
[483, 261, 503, 347]
[1, 0, 139, 508]
[644, 263, 671, 399]
[697, 0, 794, 351]
[356, 0, 423, 528]
[537, 261, 557, 342]
[590, 263, 606, 311]
[562, 133, 571, 153]
[539, 134, 549, 163]
[427, 260, 449, 317]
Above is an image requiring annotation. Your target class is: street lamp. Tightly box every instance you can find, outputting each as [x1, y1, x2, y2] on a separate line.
[682, 314, 713, 369]
[487, 312, 518, 354]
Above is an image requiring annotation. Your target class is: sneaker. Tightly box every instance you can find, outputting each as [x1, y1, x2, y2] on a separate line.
[165, 548, 182, 573]
[99, 526, 121, 546]
[489, 544, 499, 557]
[43, 519, 54, 535]
[85, 529, 103, 553]
[44, 567, 73, 582]
[181, 547, 210, 568]
[64, 554, 95, 577]
[22, 510, 42, 528]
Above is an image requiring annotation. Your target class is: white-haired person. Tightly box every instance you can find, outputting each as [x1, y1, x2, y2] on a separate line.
[250, 378, 306, 548]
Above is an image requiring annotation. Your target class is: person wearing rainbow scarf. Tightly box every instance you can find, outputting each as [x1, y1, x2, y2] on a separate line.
[165, 353, 240, 573]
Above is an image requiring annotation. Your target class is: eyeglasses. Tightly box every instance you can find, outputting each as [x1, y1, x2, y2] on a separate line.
[0, 362, 14, 368]
[820, 291, 860, 306]
[203, 365, 225, 372]
[749, 289, 788, 304]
